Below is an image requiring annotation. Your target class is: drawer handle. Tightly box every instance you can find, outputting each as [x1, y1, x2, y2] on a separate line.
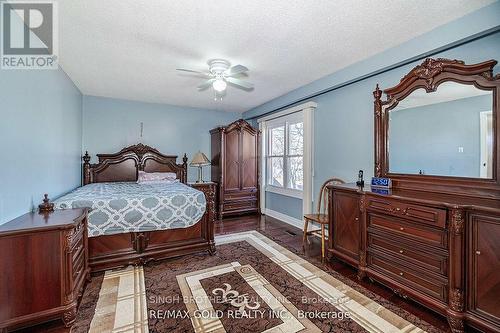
[399, 227, 404, 231]
[399, 249, 404, 254]
[355, 217, 359, 222]
[399, 272, 404, 276]
[475, 251, 481, 255]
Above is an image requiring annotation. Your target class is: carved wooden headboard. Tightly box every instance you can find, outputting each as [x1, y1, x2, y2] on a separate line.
[82, 143, 188, 185]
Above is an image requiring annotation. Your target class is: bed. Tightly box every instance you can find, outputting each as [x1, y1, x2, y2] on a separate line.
[55, 143, 216, 272]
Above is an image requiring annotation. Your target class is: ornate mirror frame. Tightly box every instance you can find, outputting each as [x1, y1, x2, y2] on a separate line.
[374, 58, 500, 199]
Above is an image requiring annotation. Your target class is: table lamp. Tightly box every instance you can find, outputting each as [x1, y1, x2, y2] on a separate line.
[190, 151, 211, 183]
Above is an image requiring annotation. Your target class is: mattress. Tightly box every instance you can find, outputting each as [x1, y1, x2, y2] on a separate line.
[54, 182, 206, 237]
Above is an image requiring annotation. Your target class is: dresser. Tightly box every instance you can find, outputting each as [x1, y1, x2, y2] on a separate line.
[210, 119, 259, 219]
[329, 184, 500, 332]
[0, 209, 89, 332]
[328, 58, 500, 333]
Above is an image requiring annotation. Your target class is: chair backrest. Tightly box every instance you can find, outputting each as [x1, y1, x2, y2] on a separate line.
[316, 178, 345, 215]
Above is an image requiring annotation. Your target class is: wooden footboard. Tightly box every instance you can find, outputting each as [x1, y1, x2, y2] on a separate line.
[88, 182, 216, 272]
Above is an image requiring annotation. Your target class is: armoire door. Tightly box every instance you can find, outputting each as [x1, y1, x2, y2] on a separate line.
[468, 214, 500, 327]
[224, 129, 240, 192]
[241, 128, 257, 191]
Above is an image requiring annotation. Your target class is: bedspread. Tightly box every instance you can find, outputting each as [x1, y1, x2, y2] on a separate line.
[54, 182, 206, 237]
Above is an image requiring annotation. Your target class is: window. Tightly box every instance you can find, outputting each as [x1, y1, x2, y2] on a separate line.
[266, 113, 304, 193]
[258, 101, 315, 212]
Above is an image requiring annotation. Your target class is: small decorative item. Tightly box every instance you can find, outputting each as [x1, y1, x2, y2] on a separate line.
[356, 170, 364, 187]
[371, 177, 392, 188]
[190, 151, 211, 183]
[38, 194, 54, 213]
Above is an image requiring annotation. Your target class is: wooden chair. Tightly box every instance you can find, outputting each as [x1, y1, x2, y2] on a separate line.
[303, 177, 345, 261]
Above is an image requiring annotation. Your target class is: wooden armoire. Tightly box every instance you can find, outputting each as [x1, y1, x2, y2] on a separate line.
[210, 119, 259, 219]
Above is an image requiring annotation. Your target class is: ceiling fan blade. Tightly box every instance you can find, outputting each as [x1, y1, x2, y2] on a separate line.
[226, 77, 254, 89]
[197, 78, 216, 90]
[225, 64, 248, 76]
[176, 68, 211, 77]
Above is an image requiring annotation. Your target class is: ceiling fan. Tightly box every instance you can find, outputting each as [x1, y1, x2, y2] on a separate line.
[176, 59, 254, 99]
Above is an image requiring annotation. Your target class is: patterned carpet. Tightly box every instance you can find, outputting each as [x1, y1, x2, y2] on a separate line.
[71, 231, 446, 333]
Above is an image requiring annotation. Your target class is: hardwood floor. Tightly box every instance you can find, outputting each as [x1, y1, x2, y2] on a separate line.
[17, 213, 461, 333]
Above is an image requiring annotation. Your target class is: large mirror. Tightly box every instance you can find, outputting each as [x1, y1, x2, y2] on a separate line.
[388, 81, 493, 178]
[374, 58, 500, 196]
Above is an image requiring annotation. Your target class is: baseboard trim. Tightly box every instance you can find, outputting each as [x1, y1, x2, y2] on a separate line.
[264, 208, 303, 230]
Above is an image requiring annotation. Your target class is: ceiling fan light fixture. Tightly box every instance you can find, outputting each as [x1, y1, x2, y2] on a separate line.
[213, 79, 227, 92]
[176, 59, 252, 99]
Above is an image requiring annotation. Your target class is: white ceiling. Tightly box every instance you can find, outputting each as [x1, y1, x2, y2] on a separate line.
[58, 0, 494, 113]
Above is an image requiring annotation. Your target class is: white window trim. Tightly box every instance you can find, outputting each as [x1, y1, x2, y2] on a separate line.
[258, 102, 316, 215]
[265, 185, 303, 199]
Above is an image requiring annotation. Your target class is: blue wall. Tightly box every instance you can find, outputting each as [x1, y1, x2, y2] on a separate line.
[0, 69, 83, 224]
[389, 95, 492, 177]
[266, 193, 302, 221]
[82, 96, 239, 182]
[245, 3, 500, 221]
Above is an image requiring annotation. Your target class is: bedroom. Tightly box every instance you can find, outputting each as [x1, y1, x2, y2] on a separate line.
[0, 0, 499, 332]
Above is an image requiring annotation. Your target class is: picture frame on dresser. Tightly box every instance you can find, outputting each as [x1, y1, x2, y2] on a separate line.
[328, 58, 500, 333]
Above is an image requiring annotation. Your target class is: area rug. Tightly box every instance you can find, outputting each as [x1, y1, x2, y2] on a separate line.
[72, 231, 446, 333]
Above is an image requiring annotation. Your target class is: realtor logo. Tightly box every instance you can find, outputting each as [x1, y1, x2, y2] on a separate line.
[1, 1, 58, 69]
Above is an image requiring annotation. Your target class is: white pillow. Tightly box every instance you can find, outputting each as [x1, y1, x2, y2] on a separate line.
[139, 179, 179, 185]
[137, 171, 177, 183]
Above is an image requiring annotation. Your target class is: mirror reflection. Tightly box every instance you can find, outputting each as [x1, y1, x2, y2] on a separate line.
[388, 81, 493, 178]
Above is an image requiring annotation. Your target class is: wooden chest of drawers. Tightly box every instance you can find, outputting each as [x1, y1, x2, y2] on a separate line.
[328, 183, 500, 333]
[0, 209, 89, 332]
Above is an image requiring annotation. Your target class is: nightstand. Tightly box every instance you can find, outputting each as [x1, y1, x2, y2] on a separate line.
[0, 208, 90, 331]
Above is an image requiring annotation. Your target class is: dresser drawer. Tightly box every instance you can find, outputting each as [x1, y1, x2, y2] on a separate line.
[368, 233, 448, 276]
[224, 199, 257, 212]
[368, 253, 447, 302]
[367, 198, 446, 229]
[368, 213, 447, 248]
[224, 190, 257, 201]
[72, 247, 86, 283]
[71, 237, 85, 262]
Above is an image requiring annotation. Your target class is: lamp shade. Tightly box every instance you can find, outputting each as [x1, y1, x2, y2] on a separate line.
[190, 151, 211, 166]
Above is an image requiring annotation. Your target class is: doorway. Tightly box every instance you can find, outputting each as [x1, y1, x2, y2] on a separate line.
[480, 111, 493, 178]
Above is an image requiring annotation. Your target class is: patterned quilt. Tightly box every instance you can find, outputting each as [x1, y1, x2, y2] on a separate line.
[54, 182, 206, 237]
